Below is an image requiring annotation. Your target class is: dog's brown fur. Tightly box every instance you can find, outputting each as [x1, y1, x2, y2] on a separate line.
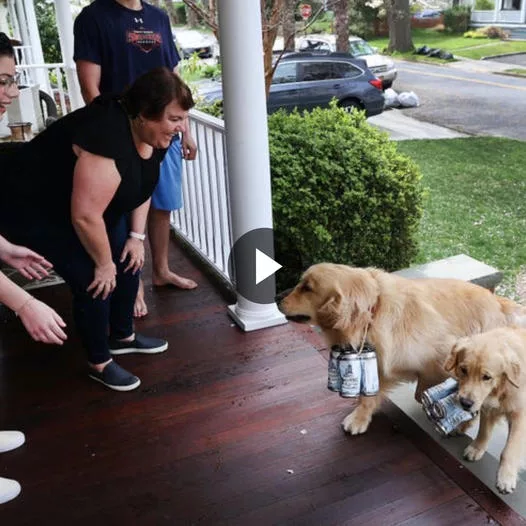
[445, 327, 526, 494]
[278, 263, 526, 435]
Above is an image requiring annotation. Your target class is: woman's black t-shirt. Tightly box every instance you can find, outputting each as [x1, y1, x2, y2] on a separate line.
[2, 96, 164, 227]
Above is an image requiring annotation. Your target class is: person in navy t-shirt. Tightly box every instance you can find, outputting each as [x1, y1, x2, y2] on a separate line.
[74, 0, 198, 319]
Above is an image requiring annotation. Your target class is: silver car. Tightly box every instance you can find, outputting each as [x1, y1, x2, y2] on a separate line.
[296, 34, 397, 88]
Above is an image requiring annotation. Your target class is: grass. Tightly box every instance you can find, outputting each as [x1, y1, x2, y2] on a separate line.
[396, 137, 526, 298]
[502, 68, 526, 77]
[368, 28, 526, 60]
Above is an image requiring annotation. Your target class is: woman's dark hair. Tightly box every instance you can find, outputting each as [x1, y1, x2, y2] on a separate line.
[121, 67, 194, 120]
[0, 32, 15, 59]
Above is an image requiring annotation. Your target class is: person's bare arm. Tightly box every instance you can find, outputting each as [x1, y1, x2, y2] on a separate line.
[76, 60, 102, 104]
[120, 198, 151, 274]
[71, 145, 121, 298]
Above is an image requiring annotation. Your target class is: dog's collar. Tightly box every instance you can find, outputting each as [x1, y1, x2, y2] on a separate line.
[331, 341, 376, 354]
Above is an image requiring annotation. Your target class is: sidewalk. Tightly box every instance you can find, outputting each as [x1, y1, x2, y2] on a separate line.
[369, 108, 468, 140]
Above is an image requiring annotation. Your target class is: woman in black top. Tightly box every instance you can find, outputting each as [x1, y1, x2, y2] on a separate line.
[0, 67, 194, 391]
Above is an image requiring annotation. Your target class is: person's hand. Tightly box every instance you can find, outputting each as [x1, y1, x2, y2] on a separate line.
[120, 238, 145, 274]
[182, 134, 197, 161]
[1, 244, 53, 280]
[87, 262, 117, 300]
[17, 298, 67, 345]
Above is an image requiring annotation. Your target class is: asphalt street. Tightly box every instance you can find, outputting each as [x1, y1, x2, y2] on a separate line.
[372, 55, 526, 141]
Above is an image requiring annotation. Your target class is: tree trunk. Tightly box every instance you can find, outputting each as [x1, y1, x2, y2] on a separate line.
[333, 0, 349, 53]
[187, 1, 200, 27]
[163, 0, 179, 27]
[282, 0, 296, 51]
[387, 0, 414, 53]
[262, 0, 284, 96]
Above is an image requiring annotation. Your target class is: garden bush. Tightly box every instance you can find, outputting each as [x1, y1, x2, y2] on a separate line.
[443, 6, 472, 33]
[268, 103, 424, 288]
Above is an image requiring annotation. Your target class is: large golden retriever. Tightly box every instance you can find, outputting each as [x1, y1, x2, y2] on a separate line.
[445, 327, 526, 494]
[278, 263, 526, 435]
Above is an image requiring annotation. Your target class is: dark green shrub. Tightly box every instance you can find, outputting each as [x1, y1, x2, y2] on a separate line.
[268, 103, 424, 288]
[443, 6, 471, 33]
[175, 3, 187, 25]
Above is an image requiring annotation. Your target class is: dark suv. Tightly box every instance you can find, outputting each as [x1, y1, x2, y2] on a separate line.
[199, 53, 385, 117]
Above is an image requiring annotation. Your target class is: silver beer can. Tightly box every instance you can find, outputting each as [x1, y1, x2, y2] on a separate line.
[421, 377, 458, 409]
[430, 392, 462, 420]
[327, 348, 342, 392]
[360, 351, 379, 396]
[338, 351, 361, 398]
[434, 405, 474, 437]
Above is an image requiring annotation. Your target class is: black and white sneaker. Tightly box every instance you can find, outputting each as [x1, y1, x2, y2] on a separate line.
[88, 361, 141, 392]
[109, 333, 168, 356]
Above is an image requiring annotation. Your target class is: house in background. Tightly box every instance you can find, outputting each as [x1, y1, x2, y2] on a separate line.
[459, 0, 526, 38]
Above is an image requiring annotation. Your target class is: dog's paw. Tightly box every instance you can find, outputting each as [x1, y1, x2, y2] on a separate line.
[496, 466, 517, 494]
[341, 410, 371, 435]
[463, 443, 486, 462]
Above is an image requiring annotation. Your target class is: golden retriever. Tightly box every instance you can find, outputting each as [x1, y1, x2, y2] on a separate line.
[278, 263, 526, 435]
[445, 327, 526, 494]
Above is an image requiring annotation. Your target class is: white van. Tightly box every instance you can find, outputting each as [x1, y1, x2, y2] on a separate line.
[296, 34, 397, 88]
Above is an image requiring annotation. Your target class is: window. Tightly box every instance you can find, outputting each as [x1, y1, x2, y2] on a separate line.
[331, 62, 362, 79]
[272, 62, 297, 84]
[348, 40, 374, 58]
[502, 0, 520, 9]
[300, 62, 333, 81]
[299, 39, 331, 52]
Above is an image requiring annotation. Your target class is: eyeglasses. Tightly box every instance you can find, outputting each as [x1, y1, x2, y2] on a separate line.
[0, 73, 21, 89]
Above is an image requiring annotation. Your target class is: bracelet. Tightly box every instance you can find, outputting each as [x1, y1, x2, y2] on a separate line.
[129, 231, 146, 241]
[15, 296, 35, 317]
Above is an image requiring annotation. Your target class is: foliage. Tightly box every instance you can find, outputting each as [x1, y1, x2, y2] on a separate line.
[443, 6, 472, 34]
[178, 54, 221, 83]
[397, 137, 526, 300]
[464, 26, 509, 39]
[268, 102, 424, 288]
[348, 0, 380, 39]
[175, 2, 188, 24]
[35, 0, 62, 63]
[474, 0, 495, 10]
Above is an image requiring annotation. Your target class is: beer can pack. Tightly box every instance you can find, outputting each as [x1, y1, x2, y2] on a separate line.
[338, 351, 361, 398]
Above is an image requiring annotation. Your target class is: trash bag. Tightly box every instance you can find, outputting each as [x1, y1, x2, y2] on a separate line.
[439, 50, 454, 60]
[398, 91, 420, 108]
[383, 88, 400, 108]
[427, 48, 442, 57]
[415, 45, 430, 55]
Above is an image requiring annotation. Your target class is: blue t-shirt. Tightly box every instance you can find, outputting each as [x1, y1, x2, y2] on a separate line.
[73, 0, 180, 95]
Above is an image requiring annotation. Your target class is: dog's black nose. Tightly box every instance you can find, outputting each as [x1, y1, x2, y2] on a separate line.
[275, 288, 293, 304]
[459, 397, 474, 411]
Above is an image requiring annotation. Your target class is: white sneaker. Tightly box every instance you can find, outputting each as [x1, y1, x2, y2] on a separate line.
[0, 477, 21, 504]
[0, 431, 25, 453]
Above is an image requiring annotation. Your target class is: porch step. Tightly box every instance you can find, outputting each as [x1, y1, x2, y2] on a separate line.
[393, 253, 503, 291]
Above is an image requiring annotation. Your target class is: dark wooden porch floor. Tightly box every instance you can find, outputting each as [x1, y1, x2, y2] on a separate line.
[1, 240, 525, 525]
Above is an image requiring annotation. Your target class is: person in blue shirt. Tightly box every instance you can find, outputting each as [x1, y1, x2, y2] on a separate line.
[74, 0, 198, 319]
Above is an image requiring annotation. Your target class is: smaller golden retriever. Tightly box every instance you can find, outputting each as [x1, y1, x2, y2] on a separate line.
[445, 327, 526, 494]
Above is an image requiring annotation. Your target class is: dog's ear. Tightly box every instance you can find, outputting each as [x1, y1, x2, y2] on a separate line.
[317, 290, 351, 330]
[444, 342, 464, 372]
[503, 351, 521, 389]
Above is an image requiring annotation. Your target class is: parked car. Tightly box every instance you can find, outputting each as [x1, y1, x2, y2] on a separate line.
[174, 28, 218, 60]
[198, 53, 385, 117]
[296, 34, 397, 88]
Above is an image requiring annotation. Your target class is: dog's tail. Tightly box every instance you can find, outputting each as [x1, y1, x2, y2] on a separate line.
[498, 296, 526, 328]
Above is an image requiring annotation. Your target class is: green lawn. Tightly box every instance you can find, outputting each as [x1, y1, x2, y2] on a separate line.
[396, 137, 526, 298]
[369, 28, 526, 60]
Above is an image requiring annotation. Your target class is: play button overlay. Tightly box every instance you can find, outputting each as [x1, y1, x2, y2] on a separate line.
[255, 248, 282, 285]
[228, 228, 283, 304]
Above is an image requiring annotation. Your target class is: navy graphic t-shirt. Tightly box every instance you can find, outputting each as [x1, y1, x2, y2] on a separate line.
[73, 0, 180, 95]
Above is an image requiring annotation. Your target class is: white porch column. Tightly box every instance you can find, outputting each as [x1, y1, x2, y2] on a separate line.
[54, 0, 83, 111]
[217, 0, 287, 331]
[21, 0, 50, 92]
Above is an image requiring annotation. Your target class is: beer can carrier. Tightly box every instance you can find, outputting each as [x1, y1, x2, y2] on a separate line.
[327, 342, 379, 398]
[421, 378, 474, 437]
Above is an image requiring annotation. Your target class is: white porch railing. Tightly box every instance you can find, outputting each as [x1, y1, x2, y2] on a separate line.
[171, 109, 234, 285]
[15, 62, 69, 117]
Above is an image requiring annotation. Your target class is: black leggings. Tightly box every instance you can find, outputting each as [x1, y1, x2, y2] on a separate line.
[1, 215, 139, 364]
